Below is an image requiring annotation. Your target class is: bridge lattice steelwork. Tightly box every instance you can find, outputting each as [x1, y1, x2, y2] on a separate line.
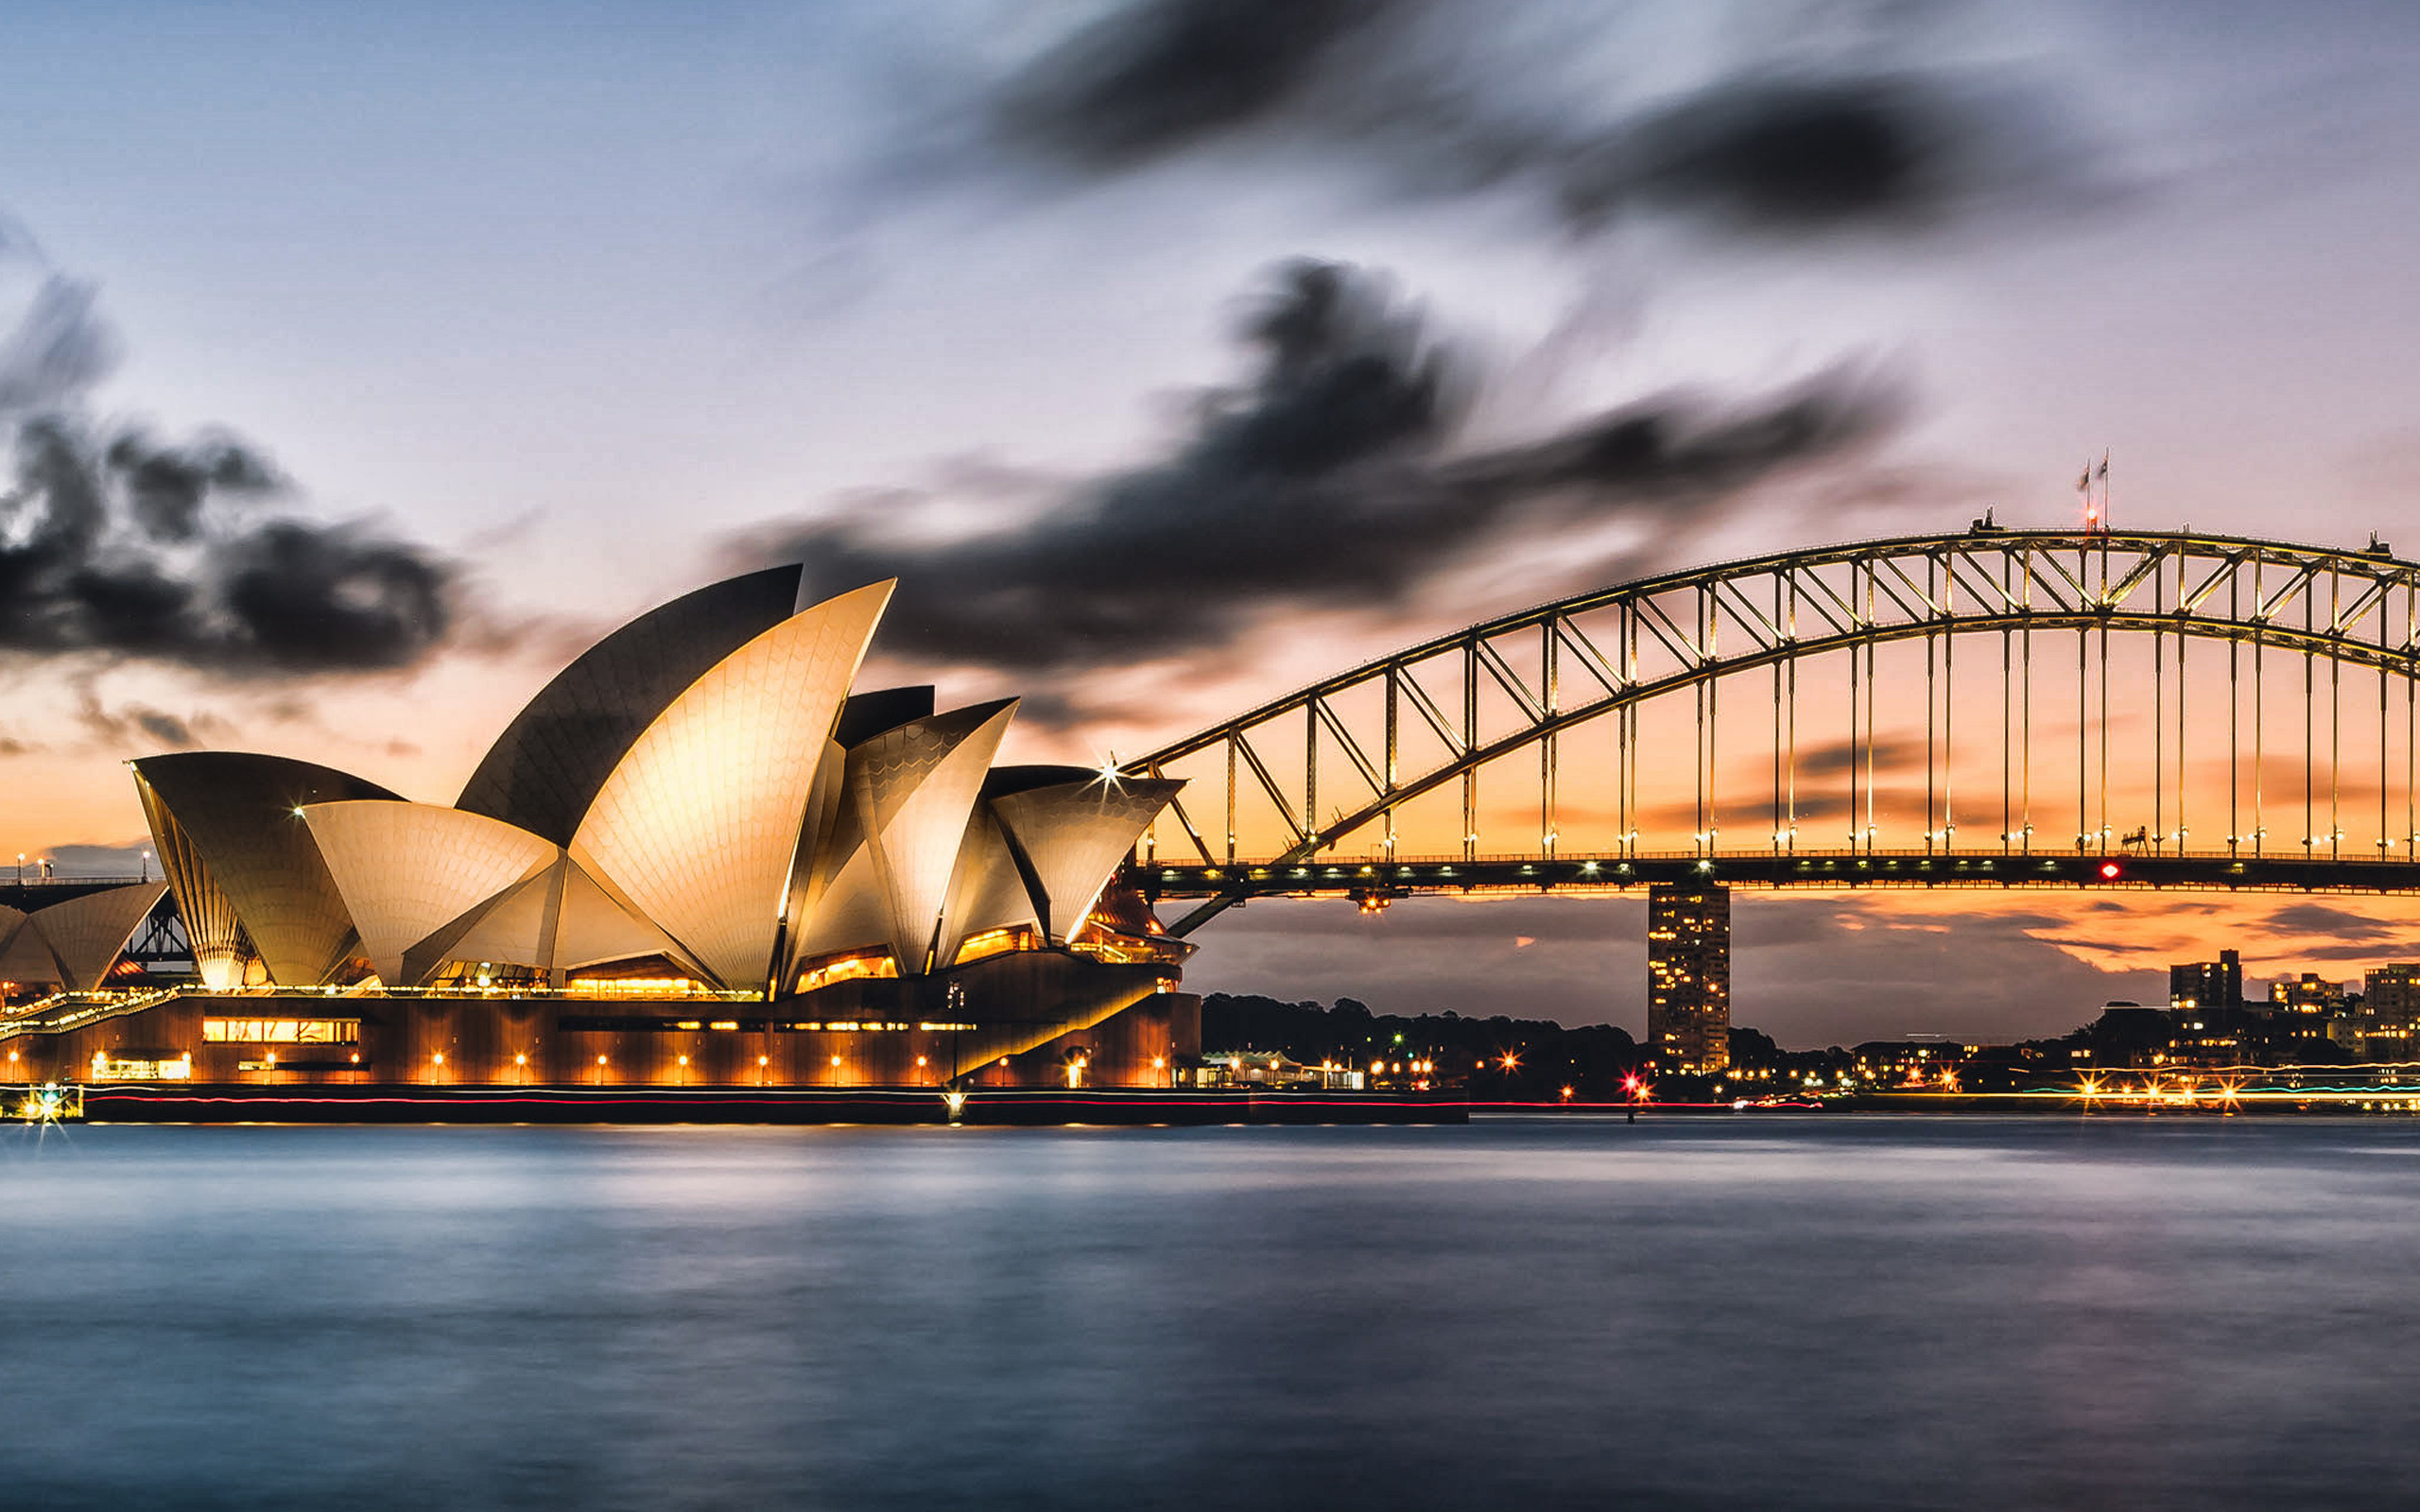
[1132, 530, 2420, 932]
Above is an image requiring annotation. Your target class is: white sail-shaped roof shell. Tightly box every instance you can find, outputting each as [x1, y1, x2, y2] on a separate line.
[785, 845, 894, 975]
[935, 809, 1040, 968]
[571, 581, 891, 988]
[302, 800, 696, 986]
[0, 885, 165, 990]
[131, 754, 401, 985]
[992, 776, 1185, 941]
[415, 865, 560, 979]
[551, 862, 690, 971]
[28, 882, 170, 989]
[856, 701, 1016, 973]
[0, 904, 62, 988]
[135, 777, 248, 988]
[414, 854, 693, 982]
[782, 701, 1015, 976]
[303, 802, 559, 985]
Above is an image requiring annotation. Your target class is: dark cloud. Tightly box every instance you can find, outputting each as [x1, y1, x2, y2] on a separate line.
[106, 429, 280, 541]
[2262, 902, 2396, 941]
[70, 685, 223, 750]
[211, 518, 453, 672]
[1557, 74, 2044, 237]
[2300, 939, 2420, 964]
[130, 707, 197, 747]
[993, 0, 1386, 171]
[1969, 911, 2074, 933]
[971, 0, 2099, 242]
[2028, 933, 2161, 954]
[0, 418, 456, 676]
[38, 840, 152, 878]
[738, 258, 1899, 690]
[1788, 734, 1926, 781]
[0, 267, 460, 679]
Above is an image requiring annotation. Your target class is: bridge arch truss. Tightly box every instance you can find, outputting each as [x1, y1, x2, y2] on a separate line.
[1133, 531, 2420, 930]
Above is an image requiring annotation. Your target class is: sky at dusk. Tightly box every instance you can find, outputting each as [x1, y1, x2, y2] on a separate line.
[6, 0, 2420, 1047]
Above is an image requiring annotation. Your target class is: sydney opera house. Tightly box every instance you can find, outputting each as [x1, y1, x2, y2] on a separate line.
[0, 569, 1201, 1097]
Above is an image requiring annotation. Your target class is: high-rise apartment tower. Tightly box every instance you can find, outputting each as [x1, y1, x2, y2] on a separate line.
[1647, 883, 1730, 1076]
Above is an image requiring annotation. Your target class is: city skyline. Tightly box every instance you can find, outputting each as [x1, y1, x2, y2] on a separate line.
[7, 0, 2420, 1044]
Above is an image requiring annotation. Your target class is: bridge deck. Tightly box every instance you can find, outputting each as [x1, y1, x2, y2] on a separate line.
[0, 877, 153, 910]
[1136, 851, 2420, 902]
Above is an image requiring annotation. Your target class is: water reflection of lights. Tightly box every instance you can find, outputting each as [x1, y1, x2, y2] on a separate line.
[2061, 1069, 2420, 1112]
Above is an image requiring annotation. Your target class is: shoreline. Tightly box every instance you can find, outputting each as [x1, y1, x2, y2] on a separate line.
[34, 1082, 1468, 1126]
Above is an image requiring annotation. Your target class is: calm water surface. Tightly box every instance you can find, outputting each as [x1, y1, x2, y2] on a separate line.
[4, 1116, 2418, 1510]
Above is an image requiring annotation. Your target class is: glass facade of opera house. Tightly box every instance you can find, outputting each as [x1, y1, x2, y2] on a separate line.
[0, 571, 1198, 1091]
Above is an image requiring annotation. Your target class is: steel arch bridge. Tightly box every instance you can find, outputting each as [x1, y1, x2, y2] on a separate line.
[1130, 528, 2420, 934]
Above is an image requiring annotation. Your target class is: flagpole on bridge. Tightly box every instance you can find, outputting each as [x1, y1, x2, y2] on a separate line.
[2077, 453, 2112, 535]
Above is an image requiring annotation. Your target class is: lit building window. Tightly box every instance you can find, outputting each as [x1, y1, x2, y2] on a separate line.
[89, 1051, 194, 1081]
[948, 927, 1035, 968]
[793, 953, 899, 994]
[567, 976, 705, 997]
[202, 1018, 361, 1044]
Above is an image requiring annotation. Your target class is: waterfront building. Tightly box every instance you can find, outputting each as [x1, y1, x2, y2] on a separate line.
[1847, 1040, 1972, 1088]
[2165, 951, 2260, 1065]
[1647, 883, 1729, 1075]
[1188, 1051, 1365, 1091]
[2169, 950, 2244, 1013]
[2072, 1005, 2179, 1070]
[2250, 975, 2343, 1058]
[2169, 1010, 2251, 1067]
[2365, 964, 2420, 1016]
[2358, 964, 2420, 1060]
[2270, 973, 2344, 1013]
[2, 570, 1197, 1091]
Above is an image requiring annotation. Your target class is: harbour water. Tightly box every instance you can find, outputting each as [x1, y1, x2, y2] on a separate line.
[5, 1116, 2418, 1510]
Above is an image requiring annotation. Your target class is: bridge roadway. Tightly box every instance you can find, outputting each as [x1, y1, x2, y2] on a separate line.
[1133, 850, 2420, 907]
[0, 877, 152, 911]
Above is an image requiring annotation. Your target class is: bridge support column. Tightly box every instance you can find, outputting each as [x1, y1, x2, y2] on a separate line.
[1647, 883, 1730, 1077]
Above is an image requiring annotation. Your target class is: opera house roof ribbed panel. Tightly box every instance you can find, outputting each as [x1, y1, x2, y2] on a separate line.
[302, 801, 560, 984]
[987, 769, 1186, 941]
[391, 853, 690, 985]
[846, 699, 1017, 972]
[457, 565, 804, 846]
[547, 861, 693, 973]
[935, 809, 1040, 968]
[136, 775, 248, 988]
[401, 863, 562, 982]
[25, 881, 168, 990]
[832, 686, 936, 748]
[784, 845, 894, 973]
[0, 905, 62, 986]
[133, 753, 403, 985]
[570, 580, 892, 988]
